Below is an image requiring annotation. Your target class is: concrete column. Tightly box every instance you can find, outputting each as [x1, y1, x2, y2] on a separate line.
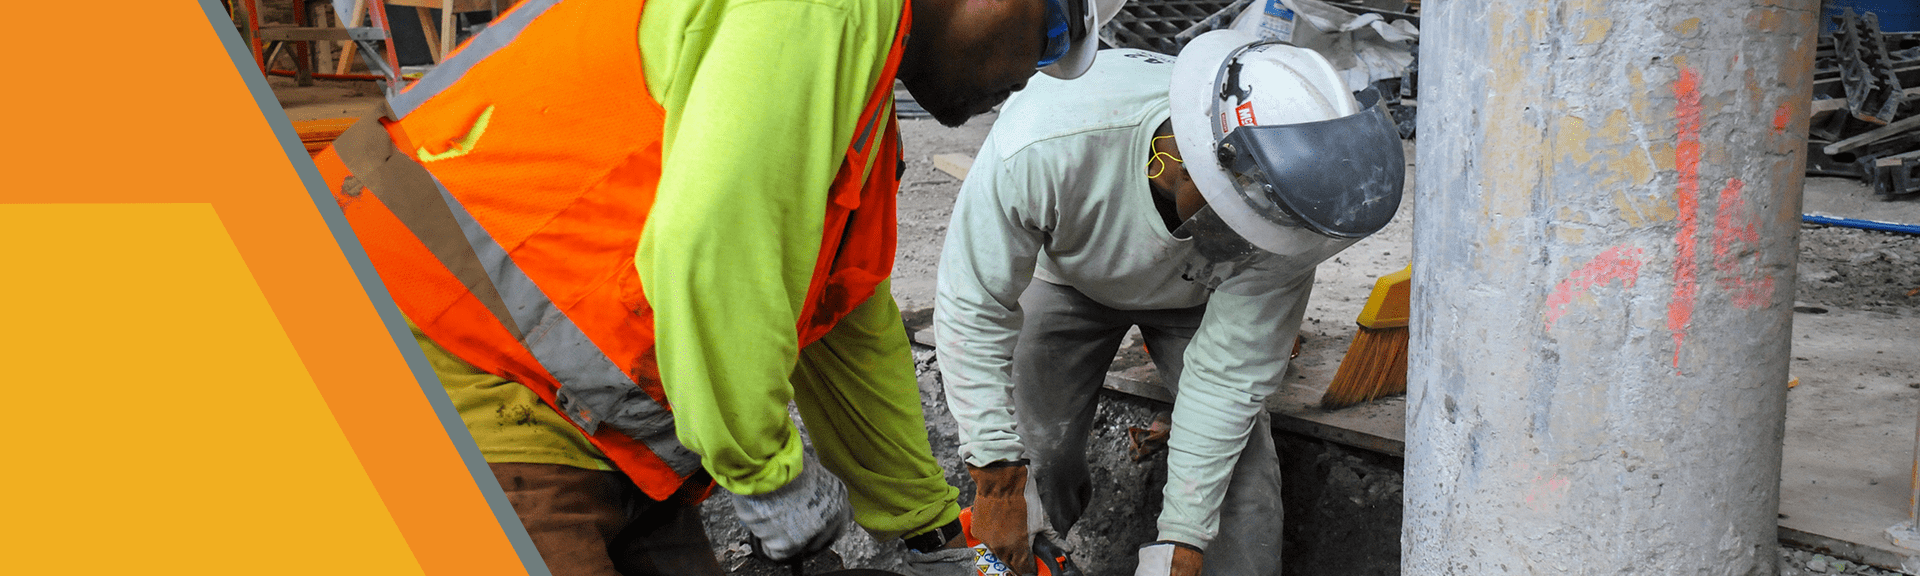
[1404, 0, 1818, 574]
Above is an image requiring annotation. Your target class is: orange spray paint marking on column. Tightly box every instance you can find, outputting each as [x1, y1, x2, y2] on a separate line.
[1544, 245, 1645, 331]
[1711, 179, 1758, 263]
[1772, 102, 1792, 133]
[1667, 68, 1703, 369]
[1711, 178, 1774, 309]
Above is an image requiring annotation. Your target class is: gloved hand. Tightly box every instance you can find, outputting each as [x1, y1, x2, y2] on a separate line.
[728, 454, 852, 563]
[967, 462, 1045, 575]
[1133, 541, 1203, 576]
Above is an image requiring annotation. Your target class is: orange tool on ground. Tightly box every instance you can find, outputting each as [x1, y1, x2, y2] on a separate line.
[958, 508, 1082, 576]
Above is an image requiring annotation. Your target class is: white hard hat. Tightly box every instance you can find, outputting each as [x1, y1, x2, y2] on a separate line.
[1169, 29, 1405, 256]
[1039, 0, 1127, 79]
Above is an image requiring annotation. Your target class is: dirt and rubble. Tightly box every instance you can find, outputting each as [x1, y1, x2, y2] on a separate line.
[1796, 224, 1920, 315]
[1780, 547, 1905, 576]
[700, 346, 1168, 576]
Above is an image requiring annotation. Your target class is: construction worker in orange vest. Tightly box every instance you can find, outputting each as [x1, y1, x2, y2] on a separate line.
[310, 0, 1119, 573]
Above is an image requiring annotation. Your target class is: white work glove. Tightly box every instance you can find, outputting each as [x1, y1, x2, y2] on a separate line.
[1134, 541, 1204, 576]
[728, 454, 853, 562]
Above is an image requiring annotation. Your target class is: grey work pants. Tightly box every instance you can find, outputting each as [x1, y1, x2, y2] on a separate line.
[1012, 280, 1284, 576]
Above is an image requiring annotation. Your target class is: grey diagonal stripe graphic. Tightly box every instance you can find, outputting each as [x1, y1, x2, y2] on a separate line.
[190, 1, 551, 573]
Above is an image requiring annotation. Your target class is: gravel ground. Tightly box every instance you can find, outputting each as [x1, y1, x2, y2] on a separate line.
[1778, 546, 1905, 575]
[701, 346, 1170, 576]
[1794, 224, 1920, 316]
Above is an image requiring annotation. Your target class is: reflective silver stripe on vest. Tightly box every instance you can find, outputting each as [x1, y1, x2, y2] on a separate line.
[427, 174, 703, 476]
[388, 0, 565, 119]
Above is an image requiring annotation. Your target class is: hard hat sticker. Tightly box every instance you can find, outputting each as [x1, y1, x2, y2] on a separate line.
[1235, 101, 1258, 127]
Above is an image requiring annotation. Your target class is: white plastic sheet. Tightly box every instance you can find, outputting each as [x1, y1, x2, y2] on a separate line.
[1228, 0, 1419, 91]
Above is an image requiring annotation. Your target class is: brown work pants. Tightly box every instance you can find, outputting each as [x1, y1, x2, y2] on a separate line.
[490, 463, 726, 576]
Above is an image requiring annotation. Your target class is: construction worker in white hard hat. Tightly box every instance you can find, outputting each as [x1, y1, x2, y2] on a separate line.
[933, 30, 1405, 576]
[313, 0, 1125, 574]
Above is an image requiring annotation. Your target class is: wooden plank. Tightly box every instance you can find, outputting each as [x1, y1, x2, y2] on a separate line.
[1825, 114, 1920, 155]
[1266, 346, 1408, 457]
[258, 27, 355, 42]
[416, 7, 442, 63]
[932, 153, 974, 180]
[312, 1, 335, 73]
[1270, 407, 1406, 456]
[263, 41, 288, 72]
[1877, 150, 1920, 168]
[441, 0, 458, 62]
[1810, 97, 1848, 121]
[293, 117, 359, 155]
[387, 0, 500, 12]
[335, 0, 366, 75]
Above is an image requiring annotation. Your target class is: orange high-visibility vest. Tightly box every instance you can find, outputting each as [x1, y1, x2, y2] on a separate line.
[311, 0, 909, 500]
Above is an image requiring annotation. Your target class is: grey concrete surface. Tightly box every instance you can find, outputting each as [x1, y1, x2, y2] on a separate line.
[1405, 0, 1815, 572]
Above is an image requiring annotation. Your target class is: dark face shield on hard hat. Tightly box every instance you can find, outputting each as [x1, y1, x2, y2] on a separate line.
[1174, 87, 1406, 283]
[1170, 31, 1408, 278]
[1211, 86, 1406, 244]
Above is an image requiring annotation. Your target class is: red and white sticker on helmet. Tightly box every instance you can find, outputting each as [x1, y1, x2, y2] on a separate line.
[1235, 101, 1258, 127]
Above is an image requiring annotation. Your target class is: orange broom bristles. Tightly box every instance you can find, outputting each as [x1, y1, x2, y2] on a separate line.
[1320, 266, 1412, 410]
[1321, 326, 1409, 409]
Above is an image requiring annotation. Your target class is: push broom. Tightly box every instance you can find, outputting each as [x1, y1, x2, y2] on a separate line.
[1320, 266, 1412, 410]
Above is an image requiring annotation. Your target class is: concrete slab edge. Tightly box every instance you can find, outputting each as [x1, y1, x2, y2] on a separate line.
[1781, 525, 1920, 574]
[909, 325, 1406, 456]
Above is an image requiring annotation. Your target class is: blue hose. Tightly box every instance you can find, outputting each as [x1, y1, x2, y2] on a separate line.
[1802, 213, 1920, 235]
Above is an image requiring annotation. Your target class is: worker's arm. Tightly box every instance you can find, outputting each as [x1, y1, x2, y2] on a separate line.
[636, 0, 898, 495]
[934, 141, 1056, 468]
[1155, 267, 1315, 548]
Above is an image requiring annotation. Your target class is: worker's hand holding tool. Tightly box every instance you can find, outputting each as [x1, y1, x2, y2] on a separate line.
[1133, 541, 1203, 576]
[730, 454, 853, 562]
[967, 462, 1040, 574]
